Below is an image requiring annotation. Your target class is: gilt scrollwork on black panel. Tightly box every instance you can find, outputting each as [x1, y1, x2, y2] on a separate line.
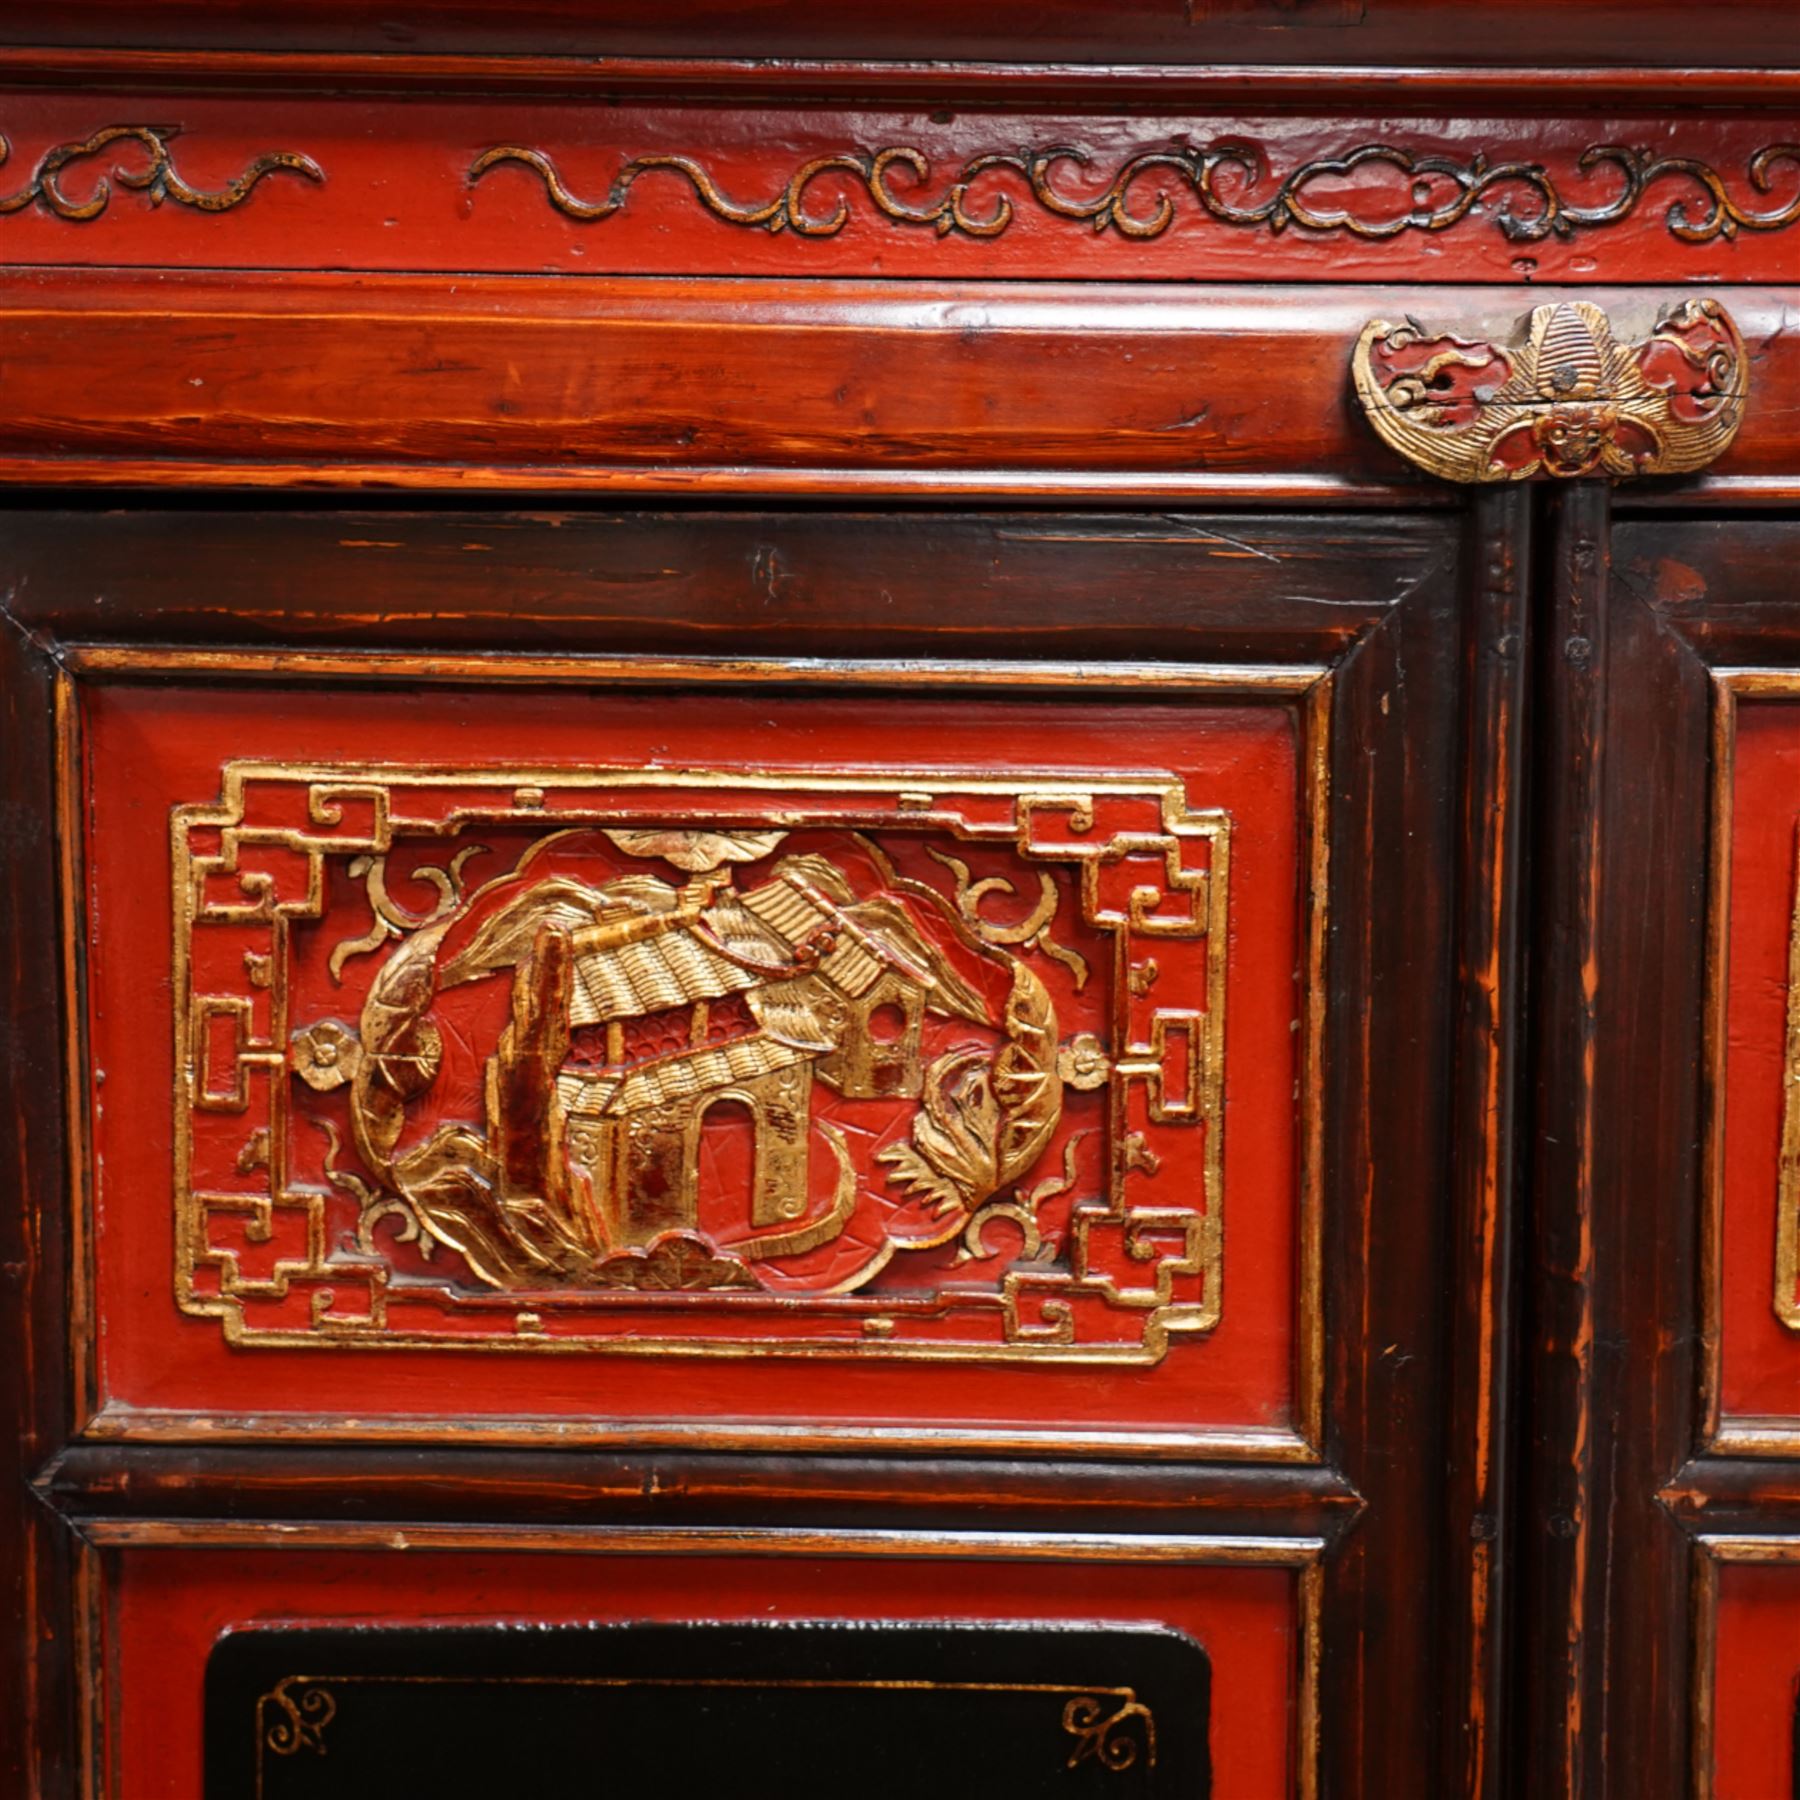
[209, 1623, 1209, 1798]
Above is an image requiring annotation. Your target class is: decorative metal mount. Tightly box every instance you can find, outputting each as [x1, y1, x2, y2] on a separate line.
[1351, 297, 1747, 482]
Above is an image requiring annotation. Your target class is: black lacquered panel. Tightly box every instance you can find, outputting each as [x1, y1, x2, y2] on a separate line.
[206, 1621, 1212, 1797]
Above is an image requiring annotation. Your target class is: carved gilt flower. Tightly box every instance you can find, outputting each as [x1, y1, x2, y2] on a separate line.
[1057, 1032, 1112, 1091]
[290, 1018, 362, 1091]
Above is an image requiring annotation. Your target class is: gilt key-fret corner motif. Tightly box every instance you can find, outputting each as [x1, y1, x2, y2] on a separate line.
[173, 765, 1228, 1364]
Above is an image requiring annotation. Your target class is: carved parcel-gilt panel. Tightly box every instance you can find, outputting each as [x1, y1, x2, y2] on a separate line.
[174, 765, 1227, 1362]
[1351, 296, 1746, 482]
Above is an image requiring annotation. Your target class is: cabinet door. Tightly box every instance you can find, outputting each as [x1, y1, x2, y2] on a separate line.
[1523, 511, 1800, 1799]
[3, 501, 1522, 1795]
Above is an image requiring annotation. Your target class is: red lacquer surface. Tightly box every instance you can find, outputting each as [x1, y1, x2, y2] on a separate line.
[0, 96, 1795, 284]
[82, 680, 1302, 1443]
[1719, 703, 1800, 1421]
[1708, 1561, 1800, 1798]
[104, 1545, 1301, 1799]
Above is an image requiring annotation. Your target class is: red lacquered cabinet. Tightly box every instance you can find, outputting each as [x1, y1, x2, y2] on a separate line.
[3, 8, 1799, 1797]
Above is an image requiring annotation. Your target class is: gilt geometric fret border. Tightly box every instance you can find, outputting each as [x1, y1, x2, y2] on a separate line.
[174, 762, 1228, 1364]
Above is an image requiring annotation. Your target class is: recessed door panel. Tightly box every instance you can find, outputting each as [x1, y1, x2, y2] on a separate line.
[98, 1537, 1311, 1800]
[79, 675, 1312, 1453]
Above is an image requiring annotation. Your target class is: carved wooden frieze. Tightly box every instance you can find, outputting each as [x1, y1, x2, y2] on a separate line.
[1, 106, 1797, 285]
[1351, 297, 1747, 482]
[175, 763, 1227, 1363]
[469, 141, 1800, 245]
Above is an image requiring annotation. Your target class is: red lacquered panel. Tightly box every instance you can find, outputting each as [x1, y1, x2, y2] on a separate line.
[1703, 1552, 1800, 1798]
[1716, 701, 1800, 1432]
[0, 94, 1795, 284]
[78, 676, 1308, 1452]
[100, 1537, 1309, 1800]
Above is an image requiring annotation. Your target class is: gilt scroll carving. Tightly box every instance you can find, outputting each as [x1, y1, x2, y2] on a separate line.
[469, 141, 1800, 244]
[174, 765, 1228, 1363]
[0, 126, 323, 220]
[1351, 297, 1747, 482]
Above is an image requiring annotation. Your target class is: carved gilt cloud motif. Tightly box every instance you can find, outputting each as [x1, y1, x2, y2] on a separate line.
[1351, 297, 1747, 483]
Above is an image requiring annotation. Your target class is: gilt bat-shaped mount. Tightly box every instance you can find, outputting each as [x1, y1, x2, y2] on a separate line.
[1351, 297, 1747, 482]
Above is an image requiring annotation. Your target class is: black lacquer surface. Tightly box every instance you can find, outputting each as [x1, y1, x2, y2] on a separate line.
[205, 1620, 1213, 1797]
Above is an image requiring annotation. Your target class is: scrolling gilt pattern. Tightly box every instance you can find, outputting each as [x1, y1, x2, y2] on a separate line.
[251, 1674, 1153, 1773]
[174, 765, 1227, 1363]
[1352, 297, 1747, 482]
[469, 140, 1800, 244]
[0, 126, 323, 220]
[260, 1678, 336, 1757]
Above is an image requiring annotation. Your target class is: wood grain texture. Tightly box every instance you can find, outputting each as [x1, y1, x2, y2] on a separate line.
[0, 275, 1433, 499]
[1520, 497, 1718, 1799]
[1441, 489, 1531, 1800]
[0, 506, 1450, 659]
[2, 52, 1798, 106]
[0, 617, 80, 1799]
[39, 1442, 1363, 1538]
[0, 277, 1792, 499]
[1666, 1456, 1800, 1534]
[1311, 510, 1463, 1792]
[1615, 518, 1800, 664]
[1521, 485, 1613, 1800]
[6, 0, 1798, 67]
